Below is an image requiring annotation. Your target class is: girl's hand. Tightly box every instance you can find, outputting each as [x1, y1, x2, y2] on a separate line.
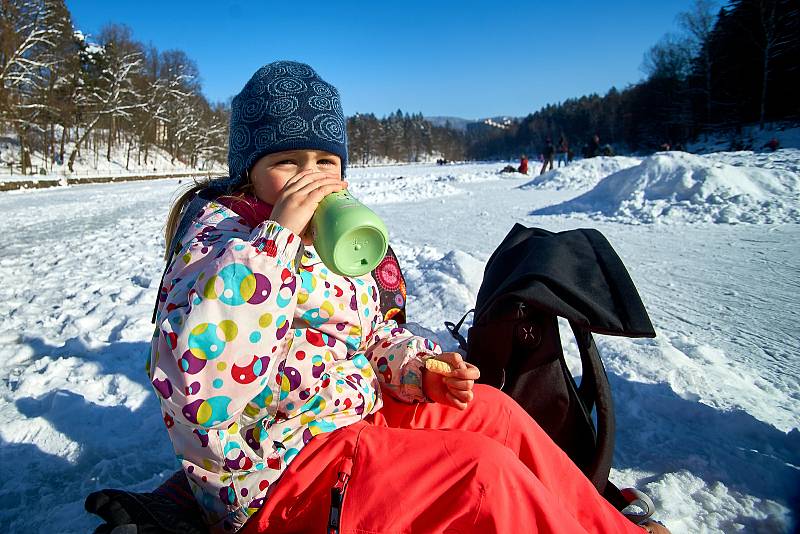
[422, 352, 480, 410]
[269, 170, 347, 241]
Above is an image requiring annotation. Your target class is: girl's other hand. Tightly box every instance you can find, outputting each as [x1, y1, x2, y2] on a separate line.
[269, 169, 348, 241]
[422, 352, 480, 410]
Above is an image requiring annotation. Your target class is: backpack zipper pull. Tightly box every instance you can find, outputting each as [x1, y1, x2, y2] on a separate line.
[328, 470, 351, 534]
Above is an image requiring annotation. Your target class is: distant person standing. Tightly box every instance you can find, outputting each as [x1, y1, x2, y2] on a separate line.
[540, 138, 555, 175]
[557, 135, 569, 167]
[586, 134, 600, 158]
[518, 154, 529, 174]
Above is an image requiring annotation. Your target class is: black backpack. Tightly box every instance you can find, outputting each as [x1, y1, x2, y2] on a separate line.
[446, 224, 656, 510]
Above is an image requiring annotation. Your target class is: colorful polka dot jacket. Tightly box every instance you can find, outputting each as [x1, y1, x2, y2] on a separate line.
[147, 198, 441, 532]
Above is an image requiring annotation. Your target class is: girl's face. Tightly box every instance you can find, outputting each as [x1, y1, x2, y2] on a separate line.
[249, 149, 342, 205]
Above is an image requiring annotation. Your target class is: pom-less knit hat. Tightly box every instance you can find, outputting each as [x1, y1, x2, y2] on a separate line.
[227, 60, 348, 184]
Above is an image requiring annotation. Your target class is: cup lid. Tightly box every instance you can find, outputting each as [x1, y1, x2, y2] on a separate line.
[331, 225, 389, 277]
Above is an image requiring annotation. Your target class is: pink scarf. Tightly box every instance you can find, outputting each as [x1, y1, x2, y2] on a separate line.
[216, 193, 273, 228]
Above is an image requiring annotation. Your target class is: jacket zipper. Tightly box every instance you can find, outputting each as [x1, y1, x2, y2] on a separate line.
[327, 457, 353, 534]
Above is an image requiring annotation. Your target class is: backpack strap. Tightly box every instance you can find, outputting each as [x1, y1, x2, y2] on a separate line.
[464, 319, 511, 389]
[605, 482, 635, 513]
[570, 322, 616, 492]
[444, 308, 473, 352]
[463, 298, 530, 389]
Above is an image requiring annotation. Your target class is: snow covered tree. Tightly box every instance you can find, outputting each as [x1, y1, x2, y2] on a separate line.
[131, 47, 193, 167]
[0, 0, 70, 173]
[96, 23, 145, 162]
[2, 3, 230, 173]
[66, 30, 144, 171]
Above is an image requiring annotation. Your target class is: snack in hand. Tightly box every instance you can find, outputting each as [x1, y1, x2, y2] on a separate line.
[425, 358, 453, 375]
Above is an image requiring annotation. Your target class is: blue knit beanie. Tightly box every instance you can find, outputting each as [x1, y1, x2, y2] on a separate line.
[227, 60, 348, 185]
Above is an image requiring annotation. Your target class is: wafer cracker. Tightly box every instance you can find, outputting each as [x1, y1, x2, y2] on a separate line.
[425, 358, 453, 375]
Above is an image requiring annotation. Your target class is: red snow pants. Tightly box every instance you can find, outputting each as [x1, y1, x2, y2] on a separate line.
[240, 384, 643, 534]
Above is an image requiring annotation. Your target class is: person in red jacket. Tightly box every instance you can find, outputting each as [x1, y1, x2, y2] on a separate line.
[518, 154, 529, 174]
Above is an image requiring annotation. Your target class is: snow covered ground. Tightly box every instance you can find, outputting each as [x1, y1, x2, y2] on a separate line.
[0, 150, 798, 533]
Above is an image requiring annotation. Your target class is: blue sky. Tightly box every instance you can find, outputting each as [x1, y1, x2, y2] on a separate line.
[65, 0, 698, 120]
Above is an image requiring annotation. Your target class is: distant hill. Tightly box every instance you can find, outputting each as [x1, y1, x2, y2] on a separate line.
[425, 115, 519, 132]
[424, 116, 473, 131]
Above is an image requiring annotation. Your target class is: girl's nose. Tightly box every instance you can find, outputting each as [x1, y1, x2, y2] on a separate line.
[300, 160, 320, 173]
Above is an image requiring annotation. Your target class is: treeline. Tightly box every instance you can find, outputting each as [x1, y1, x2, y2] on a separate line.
[347, 110, 466, 164]
[1, 0, 227, 175]
[0, 0, 466, 176]
[470, 0, 799, 158]
[3, 0, 798, 175]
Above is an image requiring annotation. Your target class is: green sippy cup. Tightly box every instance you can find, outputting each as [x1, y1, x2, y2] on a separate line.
[310, 190, 389, 277]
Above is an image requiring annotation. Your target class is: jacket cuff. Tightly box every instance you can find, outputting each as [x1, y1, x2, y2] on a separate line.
[250, 220, 303, 270]
[398, 351, 436, 403]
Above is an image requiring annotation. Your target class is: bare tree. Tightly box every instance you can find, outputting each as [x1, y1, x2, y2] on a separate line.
[1, 1, 232, 176]
[642, 33, 693, 81]
[677, 0, 718, 127]
[752, 0, 796, 128]
[133, 46, 200, 167]
[135, 74, 192, 166]
[67, 34, 145, 171]
[187, 102, 227, 169]
[729, 0, 798, 128]
[0, 0, 59, 95]
[97, 23, 143, 162]
[0, 0, 65, 173]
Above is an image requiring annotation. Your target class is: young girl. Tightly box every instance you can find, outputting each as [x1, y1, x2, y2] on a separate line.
[149, 60, 668, 534]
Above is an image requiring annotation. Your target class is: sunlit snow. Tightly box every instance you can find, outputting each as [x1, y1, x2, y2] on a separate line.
[1, 149, 798, 533]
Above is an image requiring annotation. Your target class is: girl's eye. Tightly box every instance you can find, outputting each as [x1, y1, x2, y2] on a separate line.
[275, 160, 295, 166]
[318, 159, 337, 166]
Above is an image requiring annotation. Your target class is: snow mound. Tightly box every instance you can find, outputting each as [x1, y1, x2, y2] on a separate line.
[520, 156, 641, 190]
[534, 151, 800, 224]
[390, 243, 484, 348]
